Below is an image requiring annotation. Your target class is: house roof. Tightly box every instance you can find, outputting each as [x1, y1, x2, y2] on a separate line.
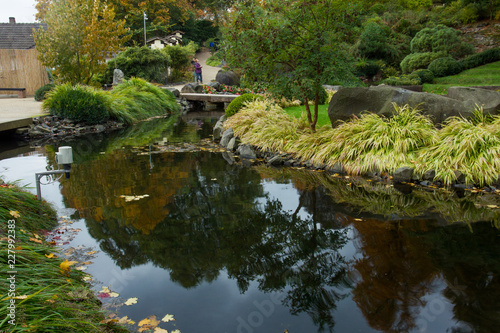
[0, 21, 46, 49]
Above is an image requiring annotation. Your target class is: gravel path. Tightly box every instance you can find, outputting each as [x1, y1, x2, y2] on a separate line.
[170, 49, 221, 90]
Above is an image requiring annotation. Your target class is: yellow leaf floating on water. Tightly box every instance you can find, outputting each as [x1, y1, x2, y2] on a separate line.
[124, 297, 138, 306]
[45, 253, 58, 258]
[154, 328, 169, 333]
[161, 314, 175, 323]
[109, 292, 120, 298]
[9, 211, 20, 218]
[60, 260, 78, 274]
[75, 266, 87, 271]
[83, 276, 92, 282]
[99, 286, 111, 293]
[117, 316, 135, 325]
[86, 250, 98, 255]
[138, 315, 160, 332]
[487, 205, 499, 209]
[120, 194, 150, 202]
[171, 330, 181, 333]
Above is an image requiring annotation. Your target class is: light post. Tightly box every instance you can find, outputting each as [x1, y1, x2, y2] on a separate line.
[143, 12, 148, 46]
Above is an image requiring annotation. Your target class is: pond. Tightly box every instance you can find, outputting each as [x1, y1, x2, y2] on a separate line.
[1, 113, 500, 333]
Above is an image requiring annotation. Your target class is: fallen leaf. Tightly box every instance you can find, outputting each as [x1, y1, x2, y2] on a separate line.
[59, 260, 78, 274]
[45, 253, 58, 258]
[109, 292, 120, 298]
[487, 205, 499, 209]
[99, 286, 111, 293]
[86, 250, 97, 255]
[29, 237, 43, 244]
[139, 315, 160, 328]
[83, 276, 92, 282]
[124, 297, 138, 306]
[154, 328, 169, 333]
[9, 211, 20, 218]
[81, 261, 93, 265]
[117, 316, 135, 325]
[161, 314, 175, 323]
[13, 295, 29, 300]
[75, 266, 87, 271]
[171, 330, 181, 333]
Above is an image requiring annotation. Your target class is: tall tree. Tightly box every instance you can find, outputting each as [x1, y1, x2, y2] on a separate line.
[34, 0, 129, 85]
[223, 0, 359, 132]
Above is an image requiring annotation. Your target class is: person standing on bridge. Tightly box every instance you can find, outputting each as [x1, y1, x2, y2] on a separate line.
[194, 58, 203, 84]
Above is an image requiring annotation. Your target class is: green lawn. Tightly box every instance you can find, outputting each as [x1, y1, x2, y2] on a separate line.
[423, 61, 500, 95]
[284, 104, 331, 128]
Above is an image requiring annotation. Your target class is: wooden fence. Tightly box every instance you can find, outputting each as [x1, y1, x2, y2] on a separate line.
[0, 49, 49, 96]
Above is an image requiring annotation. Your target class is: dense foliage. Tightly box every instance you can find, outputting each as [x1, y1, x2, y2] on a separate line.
[428, 56, 463, 77]
[100, 47, 171, 84]
[42, 84, 110, 124]
[225, 93, 263, 117]
[34, 83, 55, 101]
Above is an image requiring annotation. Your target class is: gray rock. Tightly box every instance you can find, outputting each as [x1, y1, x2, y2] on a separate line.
[221, 151, 235, 165]
[227, 137, 240, 151]
[330, 162, 345, 174]
[95, 125, 105, 133]
[267, 155, 284, 166]
[213, 121, 225, 142]
[447, 86, 500, 114]
[393, 167, 414, 183]
[423, 169, 436, 181]
[207, 81, 222, 92]
[15, 127, 29, 135]
[113, 68, 124, 85]
[220, 128, 234, 147]
[237, 144, 256, 159]
[328, 86, 477, 126]
[216, 70, 240, 86]
[181, 83, 203, 93]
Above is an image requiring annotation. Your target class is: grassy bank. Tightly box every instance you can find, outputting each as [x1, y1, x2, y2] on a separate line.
[423, 61, 500, 94]
[0, 181, 126, 332]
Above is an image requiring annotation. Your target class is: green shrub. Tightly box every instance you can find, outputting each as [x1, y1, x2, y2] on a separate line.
[42, 84, 110, 124]
[459, 48, 500, 70]
[225, 93, 263, 117]
[382, 73, 421, 86]
[161, 43, 195, 82]
[412, 69, 434, 84]
[410, 25, 474, 58]
[355, 60, 381, 78]
[428, 57, 463, 77]
[99, 47, 171, 85]
[107, 78, 180, 124]
[400, 51, 447, 73]
[34, 83, 55, 101]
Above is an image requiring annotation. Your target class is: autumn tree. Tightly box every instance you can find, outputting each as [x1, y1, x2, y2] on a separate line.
[107, 0, 193, 45]
[34, 0, 129, 85]
[223, 0, 359, 132]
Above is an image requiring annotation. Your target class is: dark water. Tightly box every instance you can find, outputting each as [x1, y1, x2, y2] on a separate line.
[1, 114, 500, 333]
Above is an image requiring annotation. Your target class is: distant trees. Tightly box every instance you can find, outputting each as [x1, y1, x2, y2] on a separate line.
[34, 0, 129, 85]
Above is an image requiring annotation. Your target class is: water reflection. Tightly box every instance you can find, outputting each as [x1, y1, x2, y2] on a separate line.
[3, 116, 500, 332]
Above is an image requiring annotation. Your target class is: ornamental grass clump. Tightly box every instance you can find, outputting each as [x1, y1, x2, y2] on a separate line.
[225, 99, 309, 152]
[323, 104, 437, 175]
[415, 107, 500, 186]
[108, 78, 179, 124]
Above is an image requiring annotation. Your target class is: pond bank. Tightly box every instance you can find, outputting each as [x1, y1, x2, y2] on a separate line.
[0, 180, 128, 332]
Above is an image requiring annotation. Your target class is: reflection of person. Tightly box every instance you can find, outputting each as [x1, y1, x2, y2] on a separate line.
[194, 59, 203, 84]
[191, 57, 196, 82]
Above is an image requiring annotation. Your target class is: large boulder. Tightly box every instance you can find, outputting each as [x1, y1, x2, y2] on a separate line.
[327, 86, 478, 126]
[216, 70, 240, 86]
[181, 83, 203, 93]
[447, 87, 500, 114]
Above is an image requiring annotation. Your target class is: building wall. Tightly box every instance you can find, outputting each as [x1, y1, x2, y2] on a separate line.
[0, 48, 49, 96]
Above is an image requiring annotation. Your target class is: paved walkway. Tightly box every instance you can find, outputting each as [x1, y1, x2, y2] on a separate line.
[171, 50, 221, 90]
[0, 97, 46, 132]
